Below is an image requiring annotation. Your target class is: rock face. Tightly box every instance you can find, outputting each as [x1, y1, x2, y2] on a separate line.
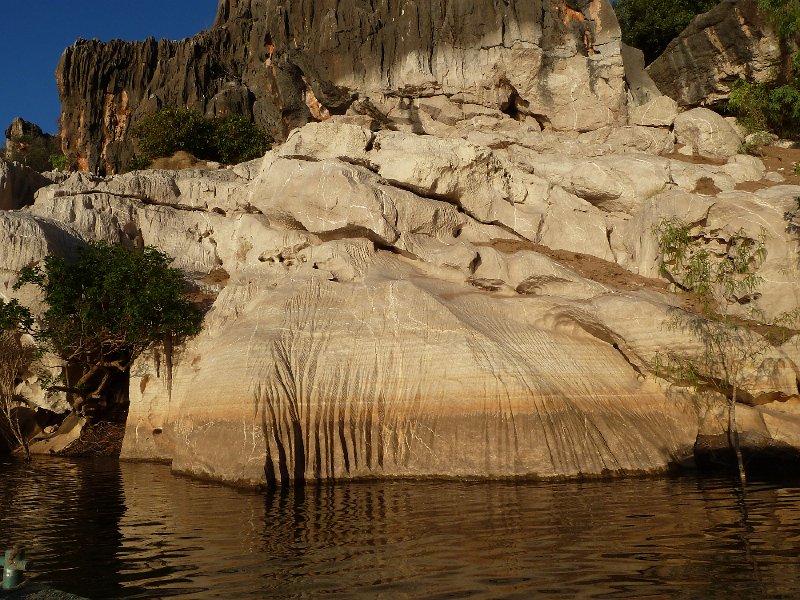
[647, 0, 781, 107]
[2, 0, 797, 484]
[0, 159, 52, 210]
[2, 114, 799, 485]
[57, 0, 629, 174]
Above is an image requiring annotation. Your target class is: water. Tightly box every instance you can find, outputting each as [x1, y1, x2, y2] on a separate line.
[1, 458, 800, 599]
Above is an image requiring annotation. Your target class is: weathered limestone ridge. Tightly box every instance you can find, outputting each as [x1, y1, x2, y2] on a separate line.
[57, 0, 628, 174]
[2, 109, 799, 485]
[0, 0, 793, 486]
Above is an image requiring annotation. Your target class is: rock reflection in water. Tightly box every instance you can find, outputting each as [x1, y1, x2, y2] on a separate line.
[1, 459, 800, 598]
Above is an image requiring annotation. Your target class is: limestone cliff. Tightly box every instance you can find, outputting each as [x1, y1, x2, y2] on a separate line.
[3, 114, 799, 485]
[57, 0, 627, 174]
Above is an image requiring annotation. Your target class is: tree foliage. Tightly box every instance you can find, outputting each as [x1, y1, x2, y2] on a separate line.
[130, 107, 271, 168]
[728, 79, 800, 138]
[0, 332, 35, 458]
[3, 132, 66, 173]
[759, 0, 800, 47]
[0, 242, 202, 420]
[613, 0, 718, 64]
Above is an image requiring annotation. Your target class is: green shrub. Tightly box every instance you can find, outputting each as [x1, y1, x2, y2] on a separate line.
[124, 156, 152, 173]
[728, 79, 800, 138]
[131, 107, 271, 168]
[0, 242, 203, 420]
[211, 114, 271, 165]
[759, 0, 800, 44]
[48, 153, 68, 171]
[131, 107, 213, 160]
[4, 133, 63, 172]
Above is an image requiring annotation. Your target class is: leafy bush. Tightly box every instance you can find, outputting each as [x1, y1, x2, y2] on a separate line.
[211, 114, 271, 165]
[759, 0, 800, 45]
[130, 107, 271, 168]
[0, 242, 203, 420]
[614, 0, 718, 64]
[728, 79, 800, 138]
[49, 153, 68, 171]
[131, 107, 213, 160]
[3, 133, 64, 172]
[124, 156, 152, 173]
[0, 331, 35, 457]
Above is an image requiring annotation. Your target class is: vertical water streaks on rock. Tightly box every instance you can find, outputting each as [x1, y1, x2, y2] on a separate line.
[215, 274, 699, 485]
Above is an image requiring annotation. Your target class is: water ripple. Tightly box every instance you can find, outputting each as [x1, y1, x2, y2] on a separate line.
[2, 458, 800, 598]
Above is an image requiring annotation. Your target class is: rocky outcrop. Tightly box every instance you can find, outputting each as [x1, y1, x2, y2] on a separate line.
[2, 114, 798, 485]
[647, 0, 782, 107]
[3, 118, 63, 175]
[0, 160, 52, 211]
[57, 0, 629, 174]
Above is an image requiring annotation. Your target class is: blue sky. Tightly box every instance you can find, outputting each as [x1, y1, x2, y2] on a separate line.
[1, 1, 218, 135]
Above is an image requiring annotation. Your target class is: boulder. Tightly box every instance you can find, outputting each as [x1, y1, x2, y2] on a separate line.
[0, 159, 52, 210]
[124, 270, 699, 485]
[521, 153, 672, 215]
[630, 96, 679, 128]
[647, 0, 782, 107]
[621, 43, 662, 106]
[673, 108, 743, 159]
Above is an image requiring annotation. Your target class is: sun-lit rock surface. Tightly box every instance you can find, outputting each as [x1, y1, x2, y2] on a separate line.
[2, 108, 799, 484]
[2, 0, 799, 484]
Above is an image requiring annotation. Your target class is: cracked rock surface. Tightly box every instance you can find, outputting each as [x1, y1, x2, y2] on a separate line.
[57, 0, 628, 174]
[3, 107, 799, 485]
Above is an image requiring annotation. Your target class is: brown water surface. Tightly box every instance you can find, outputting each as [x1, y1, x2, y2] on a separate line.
[1, 458, 799, 598]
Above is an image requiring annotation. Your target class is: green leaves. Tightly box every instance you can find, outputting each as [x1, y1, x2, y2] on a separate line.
[0, 299, 33, 334]
[130, 107, 271, 168]
[729, 79, 800, 138]
[759, 0, 800, 42]
[10, 242, 203, 408]
[654, 218, 767, 315]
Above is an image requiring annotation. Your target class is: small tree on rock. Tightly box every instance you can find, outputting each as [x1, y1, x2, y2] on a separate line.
[0, 242, 202, 422]
[652, 217, 798, 484]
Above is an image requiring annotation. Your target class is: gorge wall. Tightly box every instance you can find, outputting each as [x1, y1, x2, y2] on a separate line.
[2, 0, 797, 486]
[3, 112, 800, 485]
[57, 0, 627, 174]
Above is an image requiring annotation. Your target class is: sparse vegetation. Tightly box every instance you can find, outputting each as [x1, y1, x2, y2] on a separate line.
[724, 1, 800, 139]
[0, 331, 35, 459]
[651, 218, 798, 484]
[130, 107, 271, 169]
[48, 153, 68, 172]
[3, 132, 65, 173]
[728, 79, 800, 138]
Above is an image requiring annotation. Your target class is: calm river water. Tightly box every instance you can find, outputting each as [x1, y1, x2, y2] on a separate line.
[1, 458, 799, 599]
